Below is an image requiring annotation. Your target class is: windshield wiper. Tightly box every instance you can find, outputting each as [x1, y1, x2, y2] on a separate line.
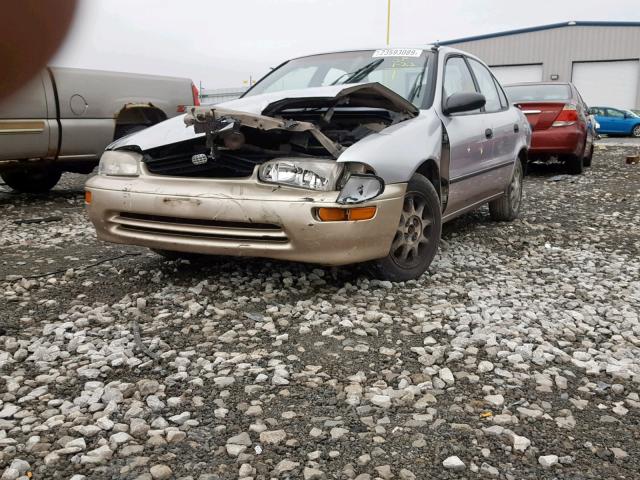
[330, 59, 384, 85]
[408, 58, 430, 104]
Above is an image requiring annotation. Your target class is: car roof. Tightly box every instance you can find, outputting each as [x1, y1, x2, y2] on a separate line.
[284, 45, 468, 61]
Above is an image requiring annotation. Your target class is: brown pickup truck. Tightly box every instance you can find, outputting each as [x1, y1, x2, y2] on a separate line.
[0, 67, 199, 192]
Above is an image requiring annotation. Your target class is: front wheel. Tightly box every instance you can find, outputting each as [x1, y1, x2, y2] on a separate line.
[1, 165, 62, 193]
[489, 160, 524, 221]
[632, 125, 640, 138]
[368, 174, 442, 282]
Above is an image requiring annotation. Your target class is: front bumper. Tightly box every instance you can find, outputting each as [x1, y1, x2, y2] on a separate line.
[529, 125, 584, 156]
[85, 174, 406, 266]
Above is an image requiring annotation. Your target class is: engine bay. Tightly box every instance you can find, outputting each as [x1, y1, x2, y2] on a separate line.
[142, 106, 405, 178]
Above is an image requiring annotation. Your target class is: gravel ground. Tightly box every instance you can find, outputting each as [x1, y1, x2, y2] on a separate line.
[0, 143, 639, 480]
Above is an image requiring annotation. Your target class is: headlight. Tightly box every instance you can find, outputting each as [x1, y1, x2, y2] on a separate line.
[337, 174, 384, 204]
[258, 158, 343, 191]
[98, 150, 141, 177]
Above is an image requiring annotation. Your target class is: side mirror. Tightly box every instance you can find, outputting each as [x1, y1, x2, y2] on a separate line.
[443, 92, 486, 115]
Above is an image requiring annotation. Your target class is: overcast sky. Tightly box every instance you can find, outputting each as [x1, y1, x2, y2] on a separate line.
[53, 0, 638, 89]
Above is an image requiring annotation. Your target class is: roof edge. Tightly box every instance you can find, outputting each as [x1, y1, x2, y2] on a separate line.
[438, 21, 640, 45]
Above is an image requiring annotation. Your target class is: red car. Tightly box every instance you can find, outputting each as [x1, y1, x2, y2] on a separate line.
[504, 82, 595, 174]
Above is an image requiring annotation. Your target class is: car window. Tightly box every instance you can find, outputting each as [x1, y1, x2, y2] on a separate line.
[493, 77, 509, 109]
[575, 90, 587, 111]
[443, 57, 477, 98]
[504, 84, 571, 102]
[321, 67, 347, 86]
[246, 50, 434, 106]
[606, 108, 625, 118]
[259, 66, 318, 93]
[468, 59, 502, 112]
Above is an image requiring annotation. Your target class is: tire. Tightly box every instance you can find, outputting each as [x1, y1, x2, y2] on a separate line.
[1, 165, 62, 193]
[114, 124, 148, 140]
[489, 160, 524, 221]
[564, 153, 584, 175]
[632, 124, 640, 138]
[368, 174, 442, 282]
[583, 143, 594, 167]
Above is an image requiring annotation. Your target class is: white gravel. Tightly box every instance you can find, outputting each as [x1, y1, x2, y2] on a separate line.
[0, 146, 639, 478]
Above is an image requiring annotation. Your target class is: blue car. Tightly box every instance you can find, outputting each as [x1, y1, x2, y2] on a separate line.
[589, 106, 640, 137]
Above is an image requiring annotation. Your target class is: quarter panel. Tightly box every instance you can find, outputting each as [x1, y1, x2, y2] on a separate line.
[50, 67, 193, 120]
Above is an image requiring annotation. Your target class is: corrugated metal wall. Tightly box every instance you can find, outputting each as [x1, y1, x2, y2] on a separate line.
[445, 25, 640, 107]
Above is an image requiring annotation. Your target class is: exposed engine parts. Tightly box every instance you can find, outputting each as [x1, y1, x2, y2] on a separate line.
[143, 84, 416, 179]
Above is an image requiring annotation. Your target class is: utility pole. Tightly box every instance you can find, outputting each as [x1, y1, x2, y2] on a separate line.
[386, 0, 391, 46]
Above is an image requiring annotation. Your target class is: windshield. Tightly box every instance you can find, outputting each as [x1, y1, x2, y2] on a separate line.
[504, 84, 571, 102]
[245, 49, 433, 107]
[624, 109, 639, 118]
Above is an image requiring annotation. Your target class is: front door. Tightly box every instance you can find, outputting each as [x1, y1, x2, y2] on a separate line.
[440, 56, 490, 217]
[605, 108, 627, 133]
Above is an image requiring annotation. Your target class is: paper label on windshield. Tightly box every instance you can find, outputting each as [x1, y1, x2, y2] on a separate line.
[373, 48, 423, 58]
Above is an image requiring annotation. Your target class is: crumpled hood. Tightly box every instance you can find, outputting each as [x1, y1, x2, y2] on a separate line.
[107, 83, 419, 152]
[223, 83, 420, 117]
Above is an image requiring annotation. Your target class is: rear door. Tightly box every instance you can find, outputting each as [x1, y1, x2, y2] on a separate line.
[468, 58, 518, 195]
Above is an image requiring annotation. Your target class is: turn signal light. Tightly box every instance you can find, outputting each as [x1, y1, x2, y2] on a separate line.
[317, 206, 377, 222]
[84, 191, 92, 204]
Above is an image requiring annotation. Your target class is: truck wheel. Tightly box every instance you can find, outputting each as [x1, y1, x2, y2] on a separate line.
[1, 166, 62, 193]
[489, 160, 523, 221]
[368, 174, 442, 282]
[564, 153, 584, 175]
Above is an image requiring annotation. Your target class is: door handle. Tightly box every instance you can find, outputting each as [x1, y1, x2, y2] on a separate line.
[514, 124, 519, 133]
[485, 128, 493, 139]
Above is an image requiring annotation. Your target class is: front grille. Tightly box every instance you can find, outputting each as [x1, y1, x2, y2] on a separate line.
[143, 139, 266, 178]
[111, 212, 288, 243]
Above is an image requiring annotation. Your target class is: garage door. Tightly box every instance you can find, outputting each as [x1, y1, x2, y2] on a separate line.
[572, 60, 639, 109]
[490, 64, 543, 85]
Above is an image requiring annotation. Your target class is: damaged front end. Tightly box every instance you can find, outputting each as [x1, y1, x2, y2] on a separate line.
[87, 83, 419, 264]
[128, 83, 417, 182]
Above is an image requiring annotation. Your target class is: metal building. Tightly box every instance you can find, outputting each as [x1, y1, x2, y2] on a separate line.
[440, 21, 640, 109]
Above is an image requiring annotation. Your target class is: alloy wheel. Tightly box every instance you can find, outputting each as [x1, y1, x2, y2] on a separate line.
[633, 125, 640, 138]
[390, 192, 434, 268]
[509, 162, 523, 212]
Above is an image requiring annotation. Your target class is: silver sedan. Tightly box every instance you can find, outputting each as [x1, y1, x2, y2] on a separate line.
[86, 46, 530, 281]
